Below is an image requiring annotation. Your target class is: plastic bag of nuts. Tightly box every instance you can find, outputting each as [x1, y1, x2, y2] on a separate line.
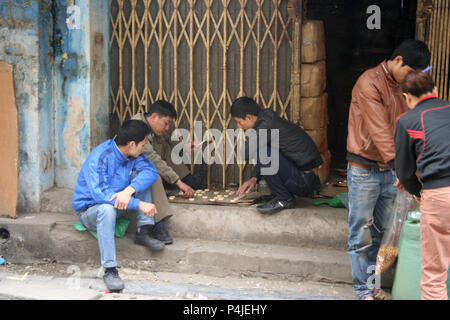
[375, 190, 418, 275]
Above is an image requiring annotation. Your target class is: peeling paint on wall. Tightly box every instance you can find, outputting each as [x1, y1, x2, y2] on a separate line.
[0, 0, 110, 210]
[63, 96, 85, 169]
[38, 0, 54, 192]
[0, 0, 37, 31]
[0, 0, 41, 212]
[53, 0, 91, 188]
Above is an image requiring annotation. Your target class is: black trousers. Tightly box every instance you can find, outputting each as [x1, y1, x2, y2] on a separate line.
[259, 151, 321, 201]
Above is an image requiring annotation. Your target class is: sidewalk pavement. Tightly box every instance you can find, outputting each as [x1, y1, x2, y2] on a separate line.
[0, 262, 357, 300]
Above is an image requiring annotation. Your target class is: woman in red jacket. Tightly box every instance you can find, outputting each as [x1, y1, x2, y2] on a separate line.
[395, 69, 450, 300]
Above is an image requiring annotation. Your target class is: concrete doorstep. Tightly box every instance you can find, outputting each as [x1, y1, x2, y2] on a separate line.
[0, 212, 352, 284]
[0, 187, 394, 294]
[39, 187, 351, 249]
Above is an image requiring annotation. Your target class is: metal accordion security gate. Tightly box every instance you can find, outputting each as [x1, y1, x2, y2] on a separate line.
[110, 0, 303, 188]
[416, 0, 450, 100]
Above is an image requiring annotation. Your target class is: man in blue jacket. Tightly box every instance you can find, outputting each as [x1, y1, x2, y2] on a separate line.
[72, 120, 163, 291]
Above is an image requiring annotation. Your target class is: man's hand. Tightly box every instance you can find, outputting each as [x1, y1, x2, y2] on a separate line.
[176, 179, 195, 198]
[236, 177, 257, 196]
[138, 201, 158, 217]
[394, 178, 406, 191]
[110, 186, 135, 210]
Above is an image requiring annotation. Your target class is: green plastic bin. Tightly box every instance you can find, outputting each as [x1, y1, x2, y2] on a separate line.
[392, 212, 450, 300]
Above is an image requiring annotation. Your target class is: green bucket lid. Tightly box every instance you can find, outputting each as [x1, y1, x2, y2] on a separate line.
[401, 211, 421, 241]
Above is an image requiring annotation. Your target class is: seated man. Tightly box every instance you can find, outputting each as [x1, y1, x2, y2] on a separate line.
[132, 100, 206, 244]
[231, 97, 322, 214]
[72, 120, 164, 292]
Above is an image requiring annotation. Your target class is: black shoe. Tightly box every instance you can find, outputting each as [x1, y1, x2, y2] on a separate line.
[256, 197, 295, 214]
[103, 267, 125, 292]
[151, 225, 173, 245]
[256, 194, 276, 204]
[134, 231, 165, 251]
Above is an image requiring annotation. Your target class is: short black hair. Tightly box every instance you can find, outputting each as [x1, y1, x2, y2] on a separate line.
[389, 39, 431, 70]
[230, 97, 261, 119]
[144, 100, 177, 119]
[114, 120, 150, 146]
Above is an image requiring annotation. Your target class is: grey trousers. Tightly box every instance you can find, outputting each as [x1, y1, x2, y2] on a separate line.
[151, 175, 172, 223]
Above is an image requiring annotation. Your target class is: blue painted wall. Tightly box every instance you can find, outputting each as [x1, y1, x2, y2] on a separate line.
[54, 0, 110, 189]
[0, 0, 110, 212]
[0, 0, 42, 211]
[54, 0, 91, 188]
[39, 0, 54, 192]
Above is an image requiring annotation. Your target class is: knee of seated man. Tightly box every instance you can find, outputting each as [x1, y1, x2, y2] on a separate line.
[97, 204, 118, 221]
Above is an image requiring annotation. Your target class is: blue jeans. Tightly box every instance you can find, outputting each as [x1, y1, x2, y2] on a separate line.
[347, 164, 397, 299]
[78, 187, 155, 268]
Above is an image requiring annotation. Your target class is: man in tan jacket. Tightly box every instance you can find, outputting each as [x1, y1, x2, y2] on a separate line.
[132, 100, 206, 244]
[346, 39, 430, 300]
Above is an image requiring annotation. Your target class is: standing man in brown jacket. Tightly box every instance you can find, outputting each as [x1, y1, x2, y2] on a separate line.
[346, 39, 430, 300]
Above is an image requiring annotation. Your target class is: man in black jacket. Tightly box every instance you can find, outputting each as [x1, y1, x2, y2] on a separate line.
[231, 97, 322, 214]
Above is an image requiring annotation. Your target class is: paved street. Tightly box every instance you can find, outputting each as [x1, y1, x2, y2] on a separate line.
[0, 261, 356, 300]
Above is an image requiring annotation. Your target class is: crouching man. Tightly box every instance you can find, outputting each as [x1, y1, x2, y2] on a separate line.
[72, 120, 164, 291]
[231, 97, 323, 214]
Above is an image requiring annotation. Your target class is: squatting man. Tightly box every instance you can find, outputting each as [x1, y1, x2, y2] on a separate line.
[169, 97, 323, 214]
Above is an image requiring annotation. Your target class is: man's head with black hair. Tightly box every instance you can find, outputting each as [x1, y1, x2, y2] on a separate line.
[230, 97, 261, 131]
[144, 100, 177, 119]
[114, 119, 150, 158]
[144, 100, 177, 136]
[387, 39, 431, 84]
[389, 39, 431, 70]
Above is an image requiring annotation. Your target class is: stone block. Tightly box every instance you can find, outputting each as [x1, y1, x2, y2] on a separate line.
[301, 61, 326, 97]
[302, 20, 326, 63]
[300, 93, 328, 130]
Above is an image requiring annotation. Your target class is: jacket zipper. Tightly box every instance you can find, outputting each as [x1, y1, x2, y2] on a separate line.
[381, 62, 399, 120]
[364, 137, 372, 151]
[392, 92, 397, 119]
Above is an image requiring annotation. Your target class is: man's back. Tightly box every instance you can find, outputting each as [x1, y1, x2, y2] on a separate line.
[396, 96, 450, 191]
[254, 108, 322, 171]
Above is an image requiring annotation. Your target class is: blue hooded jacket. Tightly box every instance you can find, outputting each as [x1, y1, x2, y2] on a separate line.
[72, 139, 158, 214]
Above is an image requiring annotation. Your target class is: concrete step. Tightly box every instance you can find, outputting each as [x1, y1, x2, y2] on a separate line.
[40, 187, 350, 250]
[0, 212, 354, 284]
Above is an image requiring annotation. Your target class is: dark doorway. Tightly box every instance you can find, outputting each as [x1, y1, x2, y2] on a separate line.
[306, 0, 418, 169]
